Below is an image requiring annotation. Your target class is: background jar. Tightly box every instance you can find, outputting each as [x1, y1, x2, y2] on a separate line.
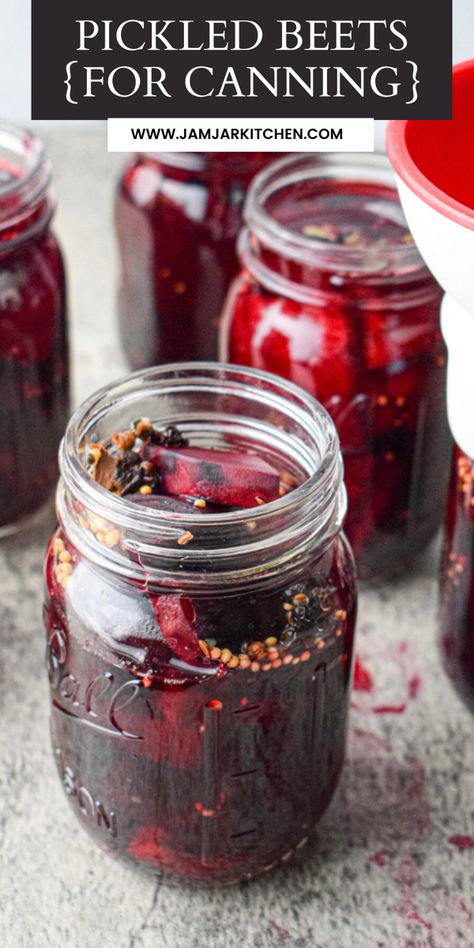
[0, 124, 69, 536]
[439, 446, 474, 714]
[115, 152, 282, 369]
[44, 364, 357, 886]
[220, 153, 452, 579]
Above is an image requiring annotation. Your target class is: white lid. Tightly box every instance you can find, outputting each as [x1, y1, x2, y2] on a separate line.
[441, 295, 474, 459]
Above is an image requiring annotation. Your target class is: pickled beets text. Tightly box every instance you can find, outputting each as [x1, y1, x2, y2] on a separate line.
[66, 18, 416, 103]
[31, 1, 452, 120]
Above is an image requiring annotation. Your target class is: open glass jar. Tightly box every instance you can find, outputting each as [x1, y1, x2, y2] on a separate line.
[0, 124, 69, 535]
[115, 152, 281, 368]
[220, 153, 452, 578]
[43, 364, 356, 885]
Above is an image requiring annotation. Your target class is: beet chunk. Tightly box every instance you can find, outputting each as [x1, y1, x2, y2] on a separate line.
[149, 594, 201, 663]
[143, 445, 280, 508]
[127, 493, 232, 514]
[128, 493, 200, 514]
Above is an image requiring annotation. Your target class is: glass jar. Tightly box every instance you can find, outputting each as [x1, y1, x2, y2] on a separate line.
[0, 124, 69, 535]
[43, 364, 357, 885]
[220, 153, 452, 579]
[440, 446, 474, 713]
[115, 152, 282, 368]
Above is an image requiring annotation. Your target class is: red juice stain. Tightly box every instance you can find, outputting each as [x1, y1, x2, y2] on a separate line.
[269, 921, 290, 942]
[373, 704, 407, 714]
[369, 850, 394, 867]
[353, 656, 373, 692]
[408, 673, 422, 699]
[407, 912, 433, 930]
[448, 834, 474, 850]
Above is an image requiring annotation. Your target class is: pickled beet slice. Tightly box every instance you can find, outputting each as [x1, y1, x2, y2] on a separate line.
[149, 594, 201, 663]
[128, 493, 199, 514]
[66, 558, 170, 666]
[143, 445, 280, 508]
[127, 493, 234, 514]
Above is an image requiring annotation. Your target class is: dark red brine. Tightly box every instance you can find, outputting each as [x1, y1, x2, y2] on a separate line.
[44, 365, 357, 884]
[115, 152, 282, 368]
[221, 154, 452, 578]
[440, 446, 474, 713]
[0, 125, 69, 535]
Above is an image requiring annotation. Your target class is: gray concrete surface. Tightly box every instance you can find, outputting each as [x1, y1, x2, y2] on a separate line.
[0, 132, 472, 948]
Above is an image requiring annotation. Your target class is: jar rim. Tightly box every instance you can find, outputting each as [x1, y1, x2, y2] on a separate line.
[244, 152, 429, 276]
[0, 122, 53, 245]
[58, 363, 346, 588]
[0, 123, 45, 194]
[139, 151, 207, 172]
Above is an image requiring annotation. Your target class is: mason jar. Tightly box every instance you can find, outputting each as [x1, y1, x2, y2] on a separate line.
[43, 364, 357, 885]
[115, 152, 282, 368]
[439, 446, 474, 713]
[220, 153, 452, 578]
[0, 124, 69, 535]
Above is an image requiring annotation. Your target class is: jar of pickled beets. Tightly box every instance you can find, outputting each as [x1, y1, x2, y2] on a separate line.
[438, 301, 474, 715]
[44, 364, 357, 885]
[221, 153, 452, 578]
[440, 447, 474, 714]
[115, 152, 281, 368]
[0, 124, 69, 535]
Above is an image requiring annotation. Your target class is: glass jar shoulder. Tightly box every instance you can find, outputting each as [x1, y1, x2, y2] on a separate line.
[118, 156, 212, 230]
[0, 230, 67, 361]
[44, 526, 356, 682]
[223, 268, 446, 382]
[0, 227, 65, 286]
